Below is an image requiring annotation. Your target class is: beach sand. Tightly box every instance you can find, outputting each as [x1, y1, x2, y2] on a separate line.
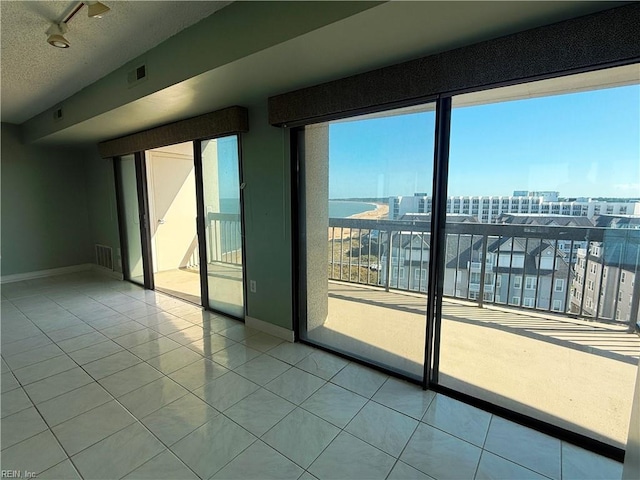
[329, 203, 389, 240]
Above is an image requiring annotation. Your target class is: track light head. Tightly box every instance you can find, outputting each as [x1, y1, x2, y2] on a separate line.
[46, 23, 70, 48]
[86, 1, 110, 18]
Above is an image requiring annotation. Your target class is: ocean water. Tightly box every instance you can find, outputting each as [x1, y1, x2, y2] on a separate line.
[329, 201, 376, 218]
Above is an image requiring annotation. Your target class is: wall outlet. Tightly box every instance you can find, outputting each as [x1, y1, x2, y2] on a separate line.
[249, 280, 257, 293]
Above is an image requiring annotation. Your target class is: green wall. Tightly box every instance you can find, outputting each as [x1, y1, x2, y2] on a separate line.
[242, 101, 292, 328]
[84, 148, 122, 273]
[1, 123, 93, 276]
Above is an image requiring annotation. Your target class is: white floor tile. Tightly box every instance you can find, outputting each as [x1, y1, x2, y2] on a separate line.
[68, 340, 125, 365]
[57, 331, 108, 353]
[38, 459, 82, 480]
[268, 341, 315, 365]
[52, 400, 136, 455]
[1, 387, 33, 418]
[123, 450, 198, 479]
[184, 333, 237, 356]
[12, 355, 77, 385]
[128, 336, 182, 360]
[99, 362, 164, 397]
[146, 346, 203, 374]
[296, 349, 349, 380]
[112, 328, 161, 348]
[193, 371, 260, 411]
[233, 354, 291, 386]
[210, 343, 262, 369]
[345, 401, 418, 457]
[83, 350, 142, 380]
[330, 362, 387, 398]
[119, 377, 189, 418]
[168, 357, 229, 390]
[72, 422, 165, 479]
[262, 408, 340, 468]
[1, 430, 67, 475]
[484, 416, 561, 480]
[387, 461, 435, 480]
[141, 394, 219, 446]
[1, 406, 49, 449]
[24, 367, 94, 404]
[400, 423, 481, 480]
[372, 377, 435, 420]
[224, 388, 296, 437]
[212, 440, 303, 480]
[308, 431, 395, 480]
[37, 382, 112, 427]
[171, 415, 256, 479]
[301, 382, 367, 428]
[475, 451, 548, 480]
[561, 442, 623, 480]
[265, 367, 325, 404]
[166, 325, 205, 345]
[241, 332, 284, 352]
[421, 394, 491, 447]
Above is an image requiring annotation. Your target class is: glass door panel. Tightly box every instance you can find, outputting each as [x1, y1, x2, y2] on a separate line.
[201, 136, 245, 318]
[439, 66, 640, 448]
[118, 154, 145, 285]
[299, 104, 436, 380]
[145, 142, 201, 304]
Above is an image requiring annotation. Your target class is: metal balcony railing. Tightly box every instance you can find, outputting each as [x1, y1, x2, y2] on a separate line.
[328, 218, 640, 330]
[206, 212, 242, 266]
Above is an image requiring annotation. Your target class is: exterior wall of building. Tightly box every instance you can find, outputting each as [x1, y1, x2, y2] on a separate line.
[390, 194, 640, 223]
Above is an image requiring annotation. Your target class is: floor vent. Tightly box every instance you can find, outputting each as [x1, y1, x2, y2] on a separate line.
[95, 244, 114, 270]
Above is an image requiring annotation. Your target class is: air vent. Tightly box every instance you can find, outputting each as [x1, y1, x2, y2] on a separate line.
[53, 108, 63, 121]
[127, 63, 148, 87]
[95, 244, 113, 270]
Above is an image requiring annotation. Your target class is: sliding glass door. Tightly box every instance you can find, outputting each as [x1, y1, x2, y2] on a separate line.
[115, 154, 145, 285]
[298, 104, 436, 380]
[145, 142, 201, 304]
[296, 64, 639, 449]
[201, 136, 245, 318]
[115, 136, 246, 319]
[439, 68, 640, 449]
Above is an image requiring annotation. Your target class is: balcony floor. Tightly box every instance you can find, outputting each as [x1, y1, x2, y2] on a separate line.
[153, 263, 243, 313]
[311, 281, 640, 448]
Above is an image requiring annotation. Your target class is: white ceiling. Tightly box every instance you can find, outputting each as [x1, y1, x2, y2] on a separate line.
[0, 0, 232, 124]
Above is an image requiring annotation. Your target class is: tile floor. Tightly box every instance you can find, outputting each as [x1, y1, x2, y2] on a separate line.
[1, 272, 625, 479]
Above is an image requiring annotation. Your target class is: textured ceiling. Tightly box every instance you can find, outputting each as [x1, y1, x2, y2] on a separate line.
[0, 1, 232, 124]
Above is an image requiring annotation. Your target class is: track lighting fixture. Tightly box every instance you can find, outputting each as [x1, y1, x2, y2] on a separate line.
[46, 23, 70, 48]
[45, 2, 110, 48]
[86, 1, 110, 18]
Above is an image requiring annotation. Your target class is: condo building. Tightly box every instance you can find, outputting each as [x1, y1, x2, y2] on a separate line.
[390, 192, 640, 223]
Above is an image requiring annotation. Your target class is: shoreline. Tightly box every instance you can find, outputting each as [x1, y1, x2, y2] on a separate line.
[348, 202, 389, 220]
[329, 202, 389, 240]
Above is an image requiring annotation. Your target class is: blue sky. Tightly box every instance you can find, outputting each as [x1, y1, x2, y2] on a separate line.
[215, 135, 241, 200]
[328, 84, 640, 199]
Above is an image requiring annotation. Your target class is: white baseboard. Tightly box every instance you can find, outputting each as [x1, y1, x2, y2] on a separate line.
[0, 264, 93, 284]
[246, 316, 294, 342]
[1, 263, 124, 284]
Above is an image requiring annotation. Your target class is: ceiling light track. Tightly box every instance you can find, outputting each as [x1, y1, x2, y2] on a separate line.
[46, 1, 110, 49]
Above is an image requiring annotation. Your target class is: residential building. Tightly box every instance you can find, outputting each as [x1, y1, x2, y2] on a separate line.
[570, 219, 640, 326]
[390, 192, 640, 223]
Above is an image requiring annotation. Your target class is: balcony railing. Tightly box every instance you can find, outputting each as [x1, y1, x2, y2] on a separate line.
[328, 218, 640, 329]
[206, 212, 242, 266]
